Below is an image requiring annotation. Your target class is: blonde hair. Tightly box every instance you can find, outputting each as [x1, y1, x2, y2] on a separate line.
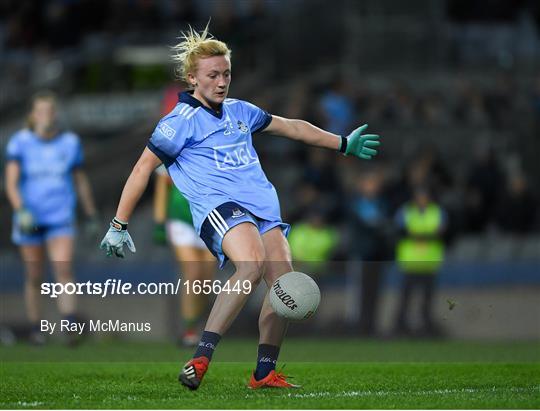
[26, 90, 58, 130]
[171, 23, 231, 84]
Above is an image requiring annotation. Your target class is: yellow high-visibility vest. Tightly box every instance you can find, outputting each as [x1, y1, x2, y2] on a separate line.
[396, 203, 444, 274]
[289, 223, 338, 270]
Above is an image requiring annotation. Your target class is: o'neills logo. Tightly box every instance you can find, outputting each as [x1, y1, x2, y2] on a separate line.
[273, 281, 297, 310]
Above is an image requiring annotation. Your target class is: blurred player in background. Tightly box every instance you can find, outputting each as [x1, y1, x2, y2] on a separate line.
[100, 24, 380, 390]
[5, 91, 98, 345]
[153, 165, 215, 346]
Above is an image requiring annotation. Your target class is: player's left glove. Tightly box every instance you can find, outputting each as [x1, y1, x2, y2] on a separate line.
[100, 217, 136, 258]
[15, 208, 36, 234]
[339, 124, 380, 160]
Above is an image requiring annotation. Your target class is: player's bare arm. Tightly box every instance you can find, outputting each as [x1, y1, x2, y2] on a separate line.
[5, 160, 36, 233]
[116, 147, 162, 222]
[5, 161, 23, 211]
[264, 115, 341, 150]
[100, 147, 161, 258]
[265, 115, 381, 160]
[73, 169, 97, 218]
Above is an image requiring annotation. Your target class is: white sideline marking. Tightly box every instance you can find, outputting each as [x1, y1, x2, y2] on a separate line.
[280, 386, 539, 399]
[244, 385, 539, 400]
[12, 401, 44, 407]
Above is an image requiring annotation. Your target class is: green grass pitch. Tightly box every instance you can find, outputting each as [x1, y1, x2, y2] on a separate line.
[1, 338, 539, 409]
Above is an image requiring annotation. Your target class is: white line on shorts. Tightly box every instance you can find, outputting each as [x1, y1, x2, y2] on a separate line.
[208, 211, 225, 237]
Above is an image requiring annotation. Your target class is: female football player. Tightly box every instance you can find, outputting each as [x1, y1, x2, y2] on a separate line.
[5, 91, 97, 345]
[101, 25, 380, 389]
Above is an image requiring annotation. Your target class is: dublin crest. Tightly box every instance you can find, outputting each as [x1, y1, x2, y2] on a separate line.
[237, 120, 249, 133]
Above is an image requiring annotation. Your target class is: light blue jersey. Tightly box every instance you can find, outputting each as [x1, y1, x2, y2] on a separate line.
[6, 129, 83, 226]
[148, 91, 279, 235]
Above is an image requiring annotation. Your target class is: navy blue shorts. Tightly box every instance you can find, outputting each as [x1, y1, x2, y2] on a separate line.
[12, 222, 75, 245]
[200, 202, 290, 269]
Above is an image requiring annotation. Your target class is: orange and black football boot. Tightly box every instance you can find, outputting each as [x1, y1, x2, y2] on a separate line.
[248, 370, 301, 389]
[178, 356, 209, 390]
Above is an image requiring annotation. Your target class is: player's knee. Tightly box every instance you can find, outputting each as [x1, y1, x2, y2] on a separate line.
[236, 256, 265, 286]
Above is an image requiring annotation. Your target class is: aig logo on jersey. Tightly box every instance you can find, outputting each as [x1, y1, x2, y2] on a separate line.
[158, 122, 176, 140]
[213, 142, 259, 170]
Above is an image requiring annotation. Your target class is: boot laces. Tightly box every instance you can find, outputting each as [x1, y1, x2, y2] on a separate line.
[274, 364, 294, 383]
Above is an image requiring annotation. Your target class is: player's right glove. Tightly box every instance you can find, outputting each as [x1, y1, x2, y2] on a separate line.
[152, 223, 167, 245]
[339, 124, 380, 160]
[100, 217, 136, 258]
[15, 208, 36, 234]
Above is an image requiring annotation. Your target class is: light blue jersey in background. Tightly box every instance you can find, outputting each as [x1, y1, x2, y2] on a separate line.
[6, 129, 83, 226]
[148, 91, 281, 235]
